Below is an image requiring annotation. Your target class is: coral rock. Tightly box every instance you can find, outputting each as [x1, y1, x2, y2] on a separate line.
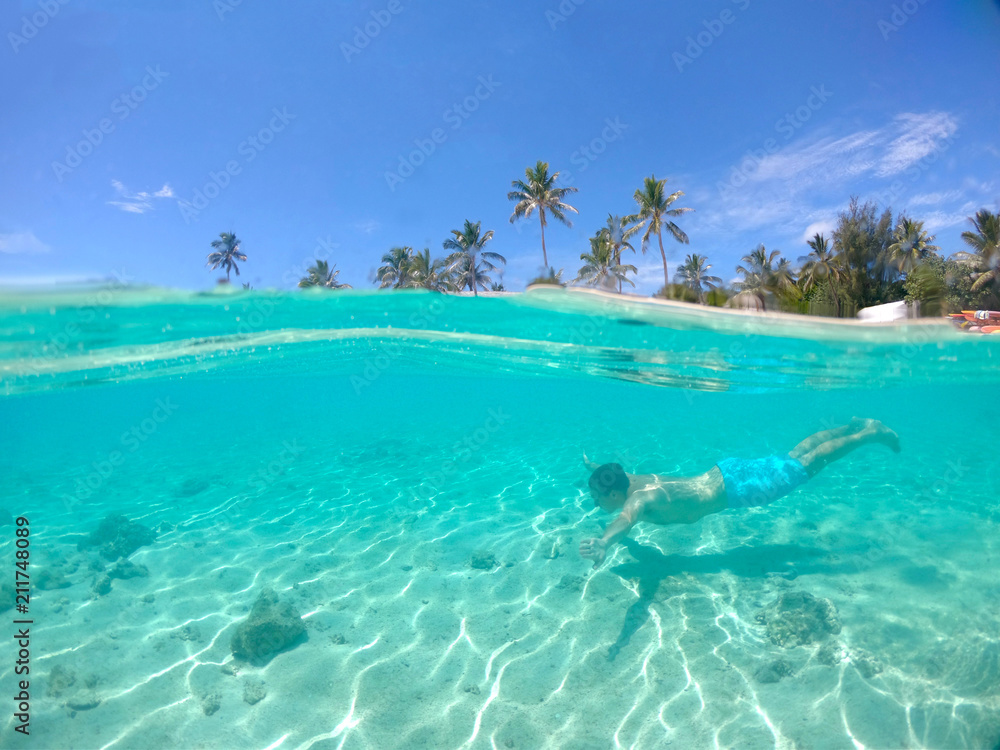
[850, 649, 884, 679]
[46, 665, 77, 697]
[243, 678, 267, 705]
[108, 560, 149, 580]
[65, 691, 101, 711]
[230, 588, 306, 665]
[469, 551, 499, 570]
[78, 514, 157, 561]
[755, 659, 795, 683]
[755, 591, 841, 648]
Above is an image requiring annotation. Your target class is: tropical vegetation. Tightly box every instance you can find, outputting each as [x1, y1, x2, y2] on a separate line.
[963, 209, 1000, 293]
[297, 259, 351, 289]
[598, 214, 640, 293]
[674, 253, 721, 304]
[625, 175, 692, 289]
[508, 160, 578, 269]
[204, 173, 997, 321]
[376, 246, 415, 289]
[206, 231, 246, 282]
[575, 231, 637, 290]
[442, 220, 506, 296]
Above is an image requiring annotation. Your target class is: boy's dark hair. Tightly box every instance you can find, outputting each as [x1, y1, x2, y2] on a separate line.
[589, 463, 629, 496]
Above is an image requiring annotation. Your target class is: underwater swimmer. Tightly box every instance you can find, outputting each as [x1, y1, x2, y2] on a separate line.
[579, 418, 900, 569]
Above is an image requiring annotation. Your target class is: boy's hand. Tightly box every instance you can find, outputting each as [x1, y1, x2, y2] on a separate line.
[583, 451, 599, 472]
[579, 537, 607, 569]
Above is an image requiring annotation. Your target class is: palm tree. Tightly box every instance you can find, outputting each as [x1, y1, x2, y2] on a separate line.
[406, 248, 452, 291]
[443, 220, 505, 296]
[963, 209, 1000, 291]
[770, 257, 800, 305]
[376, 246, 414, 289]
[674, 253, 722, 303]
[599, 214, 640, 293]
[625, 175, 693, 289]
[206, 231, 246, 282]
[298, 259, 351, 289]
[888, 217, 939, 274]
[575, 232, 638, 290]
[528, 267, 565, 286]
[732, 244, 781, 310]
[799, 233, 843, 315]
[508, 161, 579, 268]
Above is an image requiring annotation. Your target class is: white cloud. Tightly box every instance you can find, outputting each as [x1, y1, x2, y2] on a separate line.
[107, 180, 174, 213]
[355, 220, 380, 235]
[753, 131, 880, 184]
[747, 111, 958, 190]
[908, 190, 965, 206]
[922, 202, 979, 233]
[694, 110, 962, 258]
[800, 220, 837, 244]
[0, 230, 50, 254]
[875, 112, 958, 177]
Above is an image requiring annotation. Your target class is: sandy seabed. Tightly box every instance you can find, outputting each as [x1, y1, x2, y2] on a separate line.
[8, 412, 1000, 750]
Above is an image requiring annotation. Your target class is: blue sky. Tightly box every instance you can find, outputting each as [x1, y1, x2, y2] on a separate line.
[1, 0, 998, 294]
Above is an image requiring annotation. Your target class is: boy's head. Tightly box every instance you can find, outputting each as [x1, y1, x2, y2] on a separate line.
[588, 463, 629, 512]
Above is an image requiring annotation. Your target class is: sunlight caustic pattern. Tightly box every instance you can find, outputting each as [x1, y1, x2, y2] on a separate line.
[1, 290, 999, 749]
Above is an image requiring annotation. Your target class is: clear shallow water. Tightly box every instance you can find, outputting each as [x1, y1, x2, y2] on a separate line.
[2, 286, 999, 750]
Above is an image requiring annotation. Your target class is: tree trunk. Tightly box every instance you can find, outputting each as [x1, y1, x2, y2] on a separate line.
[657, 229, 669, 290]
[614, 248, 622, 294]
[539, 213, 548, 269]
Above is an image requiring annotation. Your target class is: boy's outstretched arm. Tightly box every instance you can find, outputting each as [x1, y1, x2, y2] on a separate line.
[579, 504, 641, 570]
[583, 451, 600, 472]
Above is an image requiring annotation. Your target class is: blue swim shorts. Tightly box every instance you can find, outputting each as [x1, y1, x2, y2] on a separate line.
[716, 454, 810, 509]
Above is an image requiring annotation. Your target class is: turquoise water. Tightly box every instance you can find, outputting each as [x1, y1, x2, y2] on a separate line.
[2, 286, 999, 749]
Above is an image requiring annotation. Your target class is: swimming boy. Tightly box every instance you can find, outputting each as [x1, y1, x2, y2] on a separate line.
[579, 418, 900, 569]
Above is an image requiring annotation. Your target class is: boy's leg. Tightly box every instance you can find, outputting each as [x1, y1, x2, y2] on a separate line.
[796, 421, 900, 477]
[788, 419, 866, 460]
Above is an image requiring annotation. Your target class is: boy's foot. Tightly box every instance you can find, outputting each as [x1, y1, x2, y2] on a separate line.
[849, 416, 875, 432]
[868, 420, 901, 453]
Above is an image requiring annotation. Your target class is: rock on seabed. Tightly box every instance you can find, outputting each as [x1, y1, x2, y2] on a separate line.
[230, 588, 306, 665]
[754, 591, 841, 648]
